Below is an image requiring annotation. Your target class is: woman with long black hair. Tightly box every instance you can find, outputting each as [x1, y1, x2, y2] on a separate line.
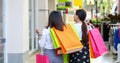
[38, 11, 65, 63]
[69, 9, 90, 63]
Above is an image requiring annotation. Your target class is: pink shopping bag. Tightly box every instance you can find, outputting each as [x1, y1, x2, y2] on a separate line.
[36, 54, 50, 63]
[89, 28, 108, 58]
[89, 32, 98, 58]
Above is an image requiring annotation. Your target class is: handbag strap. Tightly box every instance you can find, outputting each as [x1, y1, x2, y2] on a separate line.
[37, 40, 44, 55]
[40, 47, 44, 55]
[87, 23, 95, 30]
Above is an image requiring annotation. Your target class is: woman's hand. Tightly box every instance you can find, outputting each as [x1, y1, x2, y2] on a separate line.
[35, 29, 42, 39]
[36, 29, 41, 35]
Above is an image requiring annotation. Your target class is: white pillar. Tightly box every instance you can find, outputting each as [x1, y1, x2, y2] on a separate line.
[6, 0, 29, 63]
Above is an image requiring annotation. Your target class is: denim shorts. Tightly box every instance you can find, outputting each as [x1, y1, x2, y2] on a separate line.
[44, 49, 63, 63]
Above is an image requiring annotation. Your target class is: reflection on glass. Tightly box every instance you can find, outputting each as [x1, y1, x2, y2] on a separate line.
[0, 0, 4, 63]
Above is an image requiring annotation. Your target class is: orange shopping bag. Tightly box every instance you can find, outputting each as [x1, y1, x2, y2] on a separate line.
[88, 32, 95, 58]
[52, 24, 83, 54]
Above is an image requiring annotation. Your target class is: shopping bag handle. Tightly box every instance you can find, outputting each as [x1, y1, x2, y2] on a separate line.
[87, 23, 95, 30]
[40, 47, 44, 55]
[38, 42, 44, 55]
[90, 23, 95, 29]
[35, 29, 45, 55]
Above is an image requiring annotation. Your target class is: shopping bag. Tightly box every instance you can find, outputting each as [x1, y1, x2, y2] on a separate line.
[52, 24, 83, 54]
[50, 28, 62, 55]
[63, 54, 69, 63]
[88, 32, 95, 58]
[36, 54, 50, 63]
[70, 23, 81, 40]
[50, 28, 60, 49]
[88, 28, 108, 58]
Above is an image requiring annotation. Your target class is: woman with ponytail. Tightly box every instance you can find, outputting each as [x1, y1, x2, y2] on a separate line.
[69, 9, 90, 63]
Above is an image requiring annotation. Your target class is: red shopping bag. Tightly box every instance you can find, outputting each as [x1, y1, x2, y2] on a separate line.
[36, 54, 50, 63]
[88, 28, 108, 58]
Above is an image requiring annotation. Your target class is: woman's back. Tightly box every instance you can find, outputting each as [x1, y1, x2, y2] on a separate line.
[38, 11, 64, 63]
[39, 27, 54, 49]
[74, 23, 91, 40]
[74, 23, 82, 39]
[69, 9, 90, 63]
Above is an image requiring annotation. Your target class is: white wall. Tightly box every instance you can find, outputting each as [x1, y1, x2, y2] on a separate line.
[48, 0, 56, 13]
[35, 0, 57, 31]
[6, 0, 29, 53]
[36, 0, 48, 30]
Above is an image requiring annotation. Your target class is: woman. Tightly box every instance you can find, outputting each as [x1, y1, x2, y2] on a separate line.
[39, 11, 65, 63]
[69, 9, 90, 63]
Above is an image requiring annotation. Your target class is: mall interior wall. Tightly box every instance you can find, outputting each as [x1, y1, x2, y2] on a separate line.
[6, 0, 29, 63]
[48, 0, 56, 13]
[35, 0, 48, 31]
[5, 0, 58, 63]
[35, 0, 57, 31]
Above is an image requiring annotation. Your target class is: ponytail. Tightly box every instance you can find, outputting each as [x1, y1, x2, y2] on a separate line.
[81, 21, 88, 45]
[75, 9, 88, 44]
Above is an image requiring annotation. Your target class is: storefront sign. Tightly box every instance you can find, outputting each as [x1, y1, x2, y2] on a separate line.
[87, 0, 94, 5]
[57, 0, 72, 10]
[74, 0, 82, 7]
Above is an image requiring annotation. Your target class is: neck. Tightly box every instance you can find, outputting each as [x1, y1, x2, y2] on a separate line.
[76, 20, 82, 23]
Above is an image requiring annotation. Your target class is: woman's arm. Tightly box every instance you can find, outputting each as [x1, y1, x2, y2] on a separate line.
[37, 28, 46, 48]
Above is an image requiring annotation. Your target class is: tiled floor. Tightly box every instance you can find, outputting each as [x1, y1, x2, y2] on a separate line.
[29, 53, 37, 63]
[29, 51, 118, 63]
[91, 52, 116, 63]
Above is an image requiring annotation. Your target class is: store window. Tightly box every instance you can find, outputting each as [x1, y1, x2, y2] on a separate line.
[0, 0, 6, 63]
[29, 0, 50, 53]
[29, 0, 38, 53]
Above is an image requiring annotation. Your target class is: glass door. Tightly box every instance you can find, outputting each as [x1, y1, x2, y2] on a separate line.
[0, 0, 5, 63]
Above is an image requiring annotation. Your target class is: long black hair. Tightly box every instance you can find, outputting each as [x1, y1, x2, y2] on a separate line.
[46, 11, 65, 31]
[76, 9, 88, 44]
